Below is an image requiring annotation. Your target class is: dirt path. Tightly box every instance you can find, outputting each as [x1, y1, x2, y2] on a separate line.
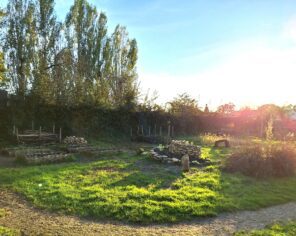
[0, 190, 295, 236]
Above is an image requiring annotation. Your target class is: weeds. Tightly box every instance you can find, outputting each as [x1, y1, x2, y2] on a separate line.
[225, 143, 296, 178]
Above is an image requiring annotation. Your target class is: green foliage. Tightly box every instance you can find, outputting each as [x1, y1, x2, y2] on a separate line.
[236, 221, 296, 236]
[0, 52, 6, 87]
[168, 93, 200, 115]
[0, 226, 19, 236]
[3, 0, 138, 108]
[225, 143, 296, 178]
[217, 103, 235, 114]
[0, 149, 296, 223]
[0, 209, 6, 218]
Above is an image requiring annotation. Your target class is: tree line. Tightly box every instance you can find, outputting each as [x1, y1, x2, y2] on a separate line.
[0, 0, 138, 108]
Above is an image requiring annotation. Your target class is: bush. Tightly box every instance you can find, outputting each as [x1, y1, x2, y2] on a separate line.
[225, 143, 296, 178]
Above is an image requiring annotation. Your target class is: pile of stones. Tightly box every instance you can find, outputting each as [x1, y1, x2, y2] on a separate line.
[168, 140, 201, 159]
[24, 153, 74, 165]
[63, 136, 88, 145]
[150, 140, 210, 166]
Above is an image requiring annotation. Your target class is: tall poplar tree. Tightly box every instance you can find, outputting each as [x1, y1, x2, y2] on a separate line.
[33, 0, 61, 103]
[4, 0, 36, 97]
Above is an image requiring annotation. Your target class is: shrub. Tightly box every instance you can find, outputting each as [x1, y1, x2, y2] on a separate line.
[225, 143, 296, 178]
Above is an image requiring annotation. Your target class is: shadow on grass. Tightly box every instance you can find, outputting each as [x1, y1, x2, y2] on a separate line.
[109, 156, 183, 189]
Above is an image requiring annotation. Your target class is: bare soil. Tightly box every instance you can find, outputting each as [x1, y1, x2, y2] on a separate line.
[0, 189, 295, 236]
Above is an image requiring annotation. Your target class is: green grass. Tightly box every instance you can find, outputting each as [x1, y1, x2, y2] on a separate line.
[0, 147, 295, 223]
[236, 221, 296, 235]
[0, 226, 19, 236]
[0, 209, 5, 218]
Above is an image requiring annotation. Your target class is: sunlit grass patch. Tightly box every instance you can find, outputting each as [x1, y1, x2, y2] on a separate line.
[0, 209, 6, 218]
[235, 221, 296, 235]
[0, 145, 296, 223]
[0, 226, 20, 236]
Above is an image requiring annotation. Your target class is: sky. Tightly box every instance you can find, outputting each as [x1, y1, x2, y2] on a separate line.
[2, 0, 296, 109]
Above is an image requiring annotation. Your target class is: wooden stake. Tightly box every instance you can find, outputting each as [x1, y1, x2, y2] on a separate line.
[13, 125, 15, 135]
[154, 124, 156, 136]
[148, 126, 151, 136]
[130, 127, 133, 137]
[59, 128, 62, 143]
[32, 121, 34, 131]
[16, 128, 19, 142]
[172, 126, 174, 137]
[53, 123, 55, 134]
[141, 126, 144, 136]
[160, 126, 162, 136]
[39, 126, 42, 140]
[137, 125, 139, 135]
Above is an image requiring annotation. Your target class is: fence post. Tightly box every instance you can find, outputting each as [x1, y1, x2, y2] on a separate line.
[16, 128, 19, 142]
[59, 128, 62, 143]
[39, 126, 42, 140]
[167, 121, 171, 137]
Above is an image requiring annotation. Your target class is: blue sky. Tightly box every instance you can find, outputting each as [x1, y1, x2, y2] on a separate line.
[2, 0, 296, 109]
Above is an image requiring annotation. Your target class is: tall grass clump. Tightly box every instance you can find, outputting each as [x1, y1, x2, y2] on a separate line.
[225, 143, 296, 178]
[199, 133, 230, 146]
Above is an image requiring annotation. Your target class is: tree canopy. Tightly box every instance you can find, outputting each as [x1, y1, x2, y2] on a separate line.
[1, 0, 138, 108]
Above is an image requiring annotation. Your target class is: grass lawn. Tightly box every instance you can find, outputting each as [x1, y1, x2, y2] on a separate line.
[236, 221, 296, 235]
[0, 146, 295, 223]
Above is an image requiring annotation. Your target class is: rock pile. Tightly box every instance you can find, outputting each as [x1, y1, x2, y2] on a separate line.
[168, 140, 201, 159]
[149, 140, 209, 166]
[24, 154, 74, 165]
[150, 148, 181, 164]
[63, 136, 87, 145]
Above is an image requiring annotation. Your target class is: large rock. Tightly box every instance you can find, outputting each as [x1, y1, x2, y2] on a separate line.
[181, 154, 190, 172]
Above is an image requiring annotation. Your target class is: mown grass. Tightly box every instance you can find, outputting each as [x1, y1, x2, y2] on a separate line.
[0, 147, 295, 223]
[236, 221, 296, 235]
